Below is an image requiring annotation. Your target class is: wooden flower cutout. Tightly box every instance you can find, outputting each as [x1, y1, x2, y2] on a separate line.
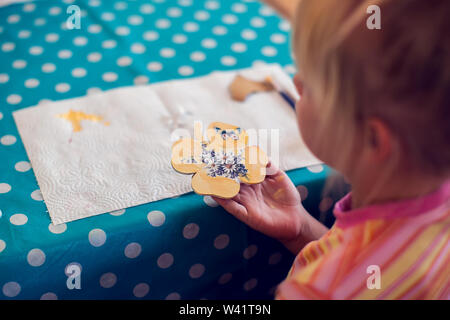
[171, 122, 268, 199]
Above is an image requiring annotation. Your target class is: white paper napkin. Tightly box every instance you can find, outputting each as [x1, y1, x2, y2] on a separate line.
[13, 63, 321, 224]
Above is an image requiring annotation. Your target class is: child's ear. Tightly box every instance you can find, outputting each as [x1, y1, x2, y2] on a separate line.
[367, 118, 393, 162]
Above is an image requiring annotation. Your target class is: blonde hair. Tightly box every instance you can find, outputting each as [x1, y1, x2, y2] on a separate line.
[292, 0, 450, 201]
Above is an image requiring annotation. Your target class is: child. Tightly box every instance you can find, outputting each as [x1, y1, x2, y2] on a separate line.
[213, 0, 450, 299]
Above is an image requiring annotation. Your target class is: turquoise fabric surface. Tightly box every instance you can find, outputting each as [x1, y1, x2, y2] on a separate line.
[0, 0, 337, 299]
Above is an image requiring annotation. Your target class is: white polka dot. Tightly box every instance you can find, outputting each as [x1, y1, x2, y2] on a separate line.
[58, 49, 72, 59]
[307, 164, 324, 173]
[178, 66, 194, 76]
[38, 99, 52, 105]
[194, 10, 210, 21]
[2, 282, 21, 297]
[284, 64, 297, 75]
[31, 189, 43, 201]
[147, 62, 162, 72]
[165, 292, 181, 300]
[157, 253, 174, 269]
[42, 63, 56, 73]
[221, 56, 236, 66]
[251, 17, 266, 28]
[212, 25, 227, 35]
[296, 185, 308, 200]
[0, 183, 12, 193]
[201, 38, 217, 49]
[34, 18, 46, 26]
[243, 278, 258, 291]
[222, 14, 238, 24]
[12, 59, 27, 69]
[73, 36, 88, 46]
[23, 3, 36, 12]
[7, 14, 21, 24]
[202, 195, 218, 207]
[133, 283, 149, 298]
[260, 5, 275, 16]
[134, 75, 149, 85]
[183, 223, 200, 239]
[241, 29, 257, 40]
[102, 72, 118, 82]
[270, 33, 286, 44]
[6, 94, 22, 105]
[1, 135, 17, 145]
[55, 83, 71, 93]
[189, 263, 205, 279]
[102, 40, 117, 49]
[40, 292, 57, 300]
[261, 46, 277, 57]
[114, 1, 127, 10]
[140, 4, 155, 14]
[87, 87, 102, 95]
[178, 0, 192, 6]
[143, 31, 159, 41]
[0, 74, 9, 83]
[88, 228, 106, 247]
[190, 51, 205, 62]
[124, 242, 142, 259]
[10, 213, 28, 226]
[49, 6, 61, 15]
[115, 26, 130, 36]
[183, 22, 199, 32]
[87, 52, 102, 62]
[27, 248, 46, 267]
[25, 78, 40, 88]
[268, 252, 282, 265]
[18, 30, 31, 39]
[0, 209, 2, 217]
[48, 223, 67, 234]
[109, 209, 125, 216]
[232, 3, 247, 13]
[131, 43, 146, 54]
[172, 34, 187, 44]
[101, 12, 115, 21]
[218, 272, 232, 284]
[160, 48, 175, 58]
[0, 112, 3, 120]
[0, 240, 5, 253]
[231, 42, 247, 53]
[2, 42, 15, 52]
[99, 272, 117, 288]
[88, 0, 101, 7]
[115, 57, 132, 67]
[214, 234, 230, 249]
[147, 210, 165, 227]
[319, 197, 334, 213]
[167, 7, 182, 18]
[243, 245, 258, 259]
[156, 18, 171, 29]
[71, 68, 87, 78]
[279, 20, 291, 32]
[128, 15, 143, 25]
[88, 24, 102, 34]
[29, 46, 43, 55]
[205, 0, 220, 10]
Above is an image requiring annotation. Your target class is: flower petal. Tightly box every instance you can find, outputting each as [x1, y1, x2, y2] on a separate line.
[192, 169, 240, 199]
[171, 138, 204, 174]
[240, 146, 268, 184]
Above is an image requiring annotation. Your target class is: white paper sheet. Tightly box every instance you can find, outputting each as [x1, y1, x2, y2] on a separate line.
[13, 64, 321, 224]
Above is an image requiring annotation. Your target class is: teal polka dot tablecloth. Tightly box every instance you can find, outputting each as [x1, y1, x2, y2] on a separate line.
[0, 0, 338, 300]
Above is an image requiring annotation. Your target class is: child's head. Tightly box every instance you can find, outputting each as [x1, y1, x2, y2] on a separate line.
[291, 0, 450, 198]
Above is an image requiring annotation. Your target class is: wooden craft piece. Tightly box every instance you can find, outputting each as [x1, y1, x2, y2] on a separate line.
[171, 122, 269, 199]
[228, 75, 275, 102]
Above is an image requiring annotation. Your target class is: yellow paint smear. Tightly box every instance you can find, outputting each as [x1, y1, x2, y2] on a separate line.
[57, 109, 109, 132]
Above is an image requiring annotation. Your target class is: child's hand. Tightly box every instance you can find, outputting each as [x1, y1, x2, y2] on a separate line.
[213, 162, 309, 247]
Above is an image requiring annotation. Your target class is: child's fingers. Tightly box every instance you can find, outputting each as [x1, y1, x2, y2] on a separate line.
[265, 160, 281, 176]
[212, 196, 248, 222]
